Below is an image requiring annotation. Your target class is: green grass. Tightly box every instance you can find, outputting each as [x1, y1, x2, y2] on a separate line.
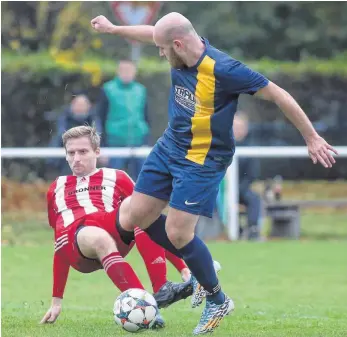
[2, 238, 347, 336]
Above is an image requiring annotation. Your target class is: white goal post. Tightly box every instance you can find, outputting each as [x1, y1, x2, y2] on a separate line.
[2, 146, 347, 240]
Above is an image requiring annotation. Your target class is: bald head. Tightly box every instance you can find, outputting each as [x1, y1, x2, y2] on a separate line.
[154, 12, 196, 43]
[153, 12, 204, 69]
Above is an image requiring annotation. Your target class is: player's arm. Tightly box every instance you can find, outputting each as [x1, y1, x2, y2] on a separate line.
[116, 170, 135, 198]
[47, 181, 58, 228]
[254, 81, 338, 168]
[91, 15, 155, 44]
[42, 183, 70, 324]
[219, 59, 338, 168]
[40, 252, 70, 324]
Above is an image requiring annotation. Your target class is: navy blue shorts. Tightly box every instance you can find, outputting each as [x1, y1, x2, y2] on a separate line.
[134, 141, 226, 218]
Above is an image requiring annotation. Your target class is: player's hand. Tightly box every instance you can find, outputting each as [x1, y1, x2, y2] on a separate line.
[91, 15, 116, 34]
[306, 135, 338, 168]
[40, 298, 62, 324]
[40, 305, 61, 324]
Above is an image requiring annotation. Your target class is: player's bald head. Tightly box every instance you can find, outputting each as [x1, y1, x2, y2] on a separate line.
[154, 12, 196, 44]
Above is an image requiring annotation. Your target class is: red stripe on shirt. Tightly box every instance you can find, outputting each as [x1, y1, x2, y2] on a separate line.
[65, 175, 85, 221]
[89, 169, 105, 211]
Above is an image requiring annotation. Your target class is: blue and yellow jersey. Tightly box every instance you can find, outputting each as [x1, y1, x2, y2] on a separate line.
[162, 38, 269, 168]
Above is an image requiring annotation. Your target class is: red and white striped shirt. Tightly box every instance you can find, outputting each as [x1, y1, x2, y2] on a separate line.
[47, 168, 134, 299]
[47, 168, 134, 234]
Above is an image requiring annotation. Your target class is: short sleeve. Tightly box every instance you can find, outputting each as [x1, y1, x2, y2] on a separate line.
[116, 170, 135, 198]
[218, 59, 269, 95]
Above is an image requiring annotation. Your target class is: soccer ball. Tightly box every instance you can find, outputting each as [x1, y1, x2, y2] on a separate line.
[113, 288, 159, 332]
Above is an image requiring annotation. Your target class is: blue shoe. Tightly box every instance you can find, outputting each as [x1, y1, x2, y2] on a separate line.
[150, 312, 165, 329]
[191, 261, 222, 308]
[193, 296, 234, 335]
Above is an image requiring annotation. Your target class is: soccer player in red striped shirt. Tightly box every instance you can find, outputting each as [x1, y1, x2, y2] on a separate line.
[40, 125, 191, 326]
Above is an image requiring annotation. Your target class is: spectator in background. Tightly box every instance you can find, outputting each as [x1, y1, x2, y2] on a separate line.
[46, 92, 102, 175]
[216, 112, 262, 240]
[98, 60, 150, 180]
[233, 112, 262, 240]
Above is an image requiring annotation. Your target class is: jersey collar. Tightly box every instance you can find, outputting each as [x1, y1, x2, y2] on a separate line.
[184, 37, 209, 72]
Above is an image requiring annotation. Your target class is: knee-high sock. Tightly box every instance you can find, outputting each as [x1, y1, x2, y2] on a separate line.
[144, 214, 225, 304]
[134, 227, 167, 293]
[101, 252, 144, 292]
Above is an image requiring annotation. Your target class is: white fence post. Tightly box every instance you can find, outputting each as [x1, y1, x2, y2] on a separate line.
[226, 154, 239, 241]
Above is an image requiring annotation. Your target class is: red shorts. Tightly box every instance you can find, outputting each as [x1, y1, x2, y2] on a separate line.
[57, 210, 134, 273]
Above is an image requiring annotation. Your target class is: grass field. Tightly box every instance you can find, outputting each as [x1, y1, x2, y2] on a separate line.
[2, 219, 347, 337]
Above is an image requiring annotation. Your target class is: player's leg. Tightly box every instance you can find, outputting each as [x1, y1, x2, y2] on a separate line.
[240, 189, 262, 240]
[138, 158, 225, 300]
[119, 198, 193, 308]
[76, 226, 144, 291]
[119, 196, 168, 293]
[170, 173, 234, 334]
[134, 226, 194, 307]
[75, 224, 165, 329]
[118, 192, 168, 234]
[117, 142, 181, 257]
[130, 170, 229, 305]
[166, 162, 234, 334]
[165, 208, 225, 294]
[134, 226, 168, 293]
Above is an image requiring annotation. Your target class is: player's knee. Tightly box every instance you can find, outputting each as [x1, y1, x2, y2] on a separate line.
[165, 209, 197, 248]
[93, 232, 118, 258]
[128, 195, 163, 229]
[166, 225, 194, 249]
[119, 197, 136, 231]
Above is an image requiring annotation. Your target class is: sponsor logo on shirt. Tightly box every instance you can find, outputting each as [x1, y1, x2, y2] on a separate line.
[68, 185, 106, 196]
[174, 85, 199, 112]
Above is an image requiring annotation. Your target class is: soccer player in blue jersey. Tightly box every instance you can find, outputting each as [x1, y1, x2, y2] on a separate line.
[91, 12, 338, 334]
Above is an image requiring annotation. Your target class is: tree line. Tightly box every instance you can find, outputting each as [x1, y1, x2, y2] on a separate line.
[2, 1, 347, 61]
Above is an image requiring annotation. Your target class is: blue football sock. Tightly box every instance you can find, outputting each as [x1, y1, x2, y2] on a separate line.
[144, 215, 183, 258]
[145, 215, 225, 304]
[178, 236, 225, 304]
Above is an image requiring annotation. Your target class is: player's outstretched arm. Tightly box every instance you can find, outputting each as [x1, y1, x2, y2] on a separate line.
[255, 81, 338, 168]
[40, 252, 70, 324]
[91, 15, 155, 44]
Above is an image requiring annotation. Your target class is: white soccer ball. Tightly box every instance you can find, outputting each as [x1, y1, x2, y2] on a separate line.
[114, 288, 159, 332]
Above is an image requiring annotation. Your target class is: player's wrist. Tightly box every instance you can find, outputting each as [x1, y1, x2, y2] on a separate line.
[52, 297, 63, 306]
[109, 25, 120, 35]
[303, 131, 320, 142]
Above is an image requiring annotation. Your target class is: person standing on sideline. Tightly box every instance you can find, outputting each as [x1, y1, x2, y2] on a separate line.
[98, 60, 150, 180]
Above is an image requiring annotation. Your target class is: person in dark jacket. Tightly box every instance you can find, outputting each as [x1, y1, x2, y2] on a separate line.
[233, 112, 262, 239]
[216, 112, 262, 240]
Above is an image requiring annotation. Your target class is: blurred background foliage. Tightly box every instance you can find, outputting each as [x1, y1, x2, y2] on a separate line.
[1, 1, 347, 180]
[2, 1, 347, 61]
[2, 1, 347, 87]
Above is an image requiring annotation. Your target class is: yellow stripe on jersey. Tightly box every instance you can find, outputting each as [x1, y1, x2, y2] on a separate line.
[186, 56, 216, 165]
